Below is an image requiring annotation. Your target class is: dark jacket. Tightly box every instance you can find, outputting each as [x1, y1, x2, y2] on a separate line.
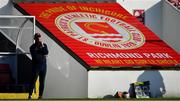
[30, 43, 48, 69]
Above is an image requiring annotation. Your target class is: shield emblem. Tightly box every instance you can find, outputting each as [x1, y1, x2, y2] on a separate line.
[75, 22, 123, 42]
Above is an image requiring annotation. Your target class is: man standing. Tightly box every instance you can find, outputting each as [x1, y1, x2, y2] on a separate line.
[29, 33, 48, 99]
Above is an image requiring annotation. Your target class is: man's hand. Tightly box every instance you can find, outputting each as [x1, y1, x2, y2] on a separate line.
[37, 41, 43, 48]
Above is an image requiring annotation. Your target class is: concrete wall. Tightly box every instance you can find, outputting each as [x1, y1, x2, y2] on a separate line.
[36, 28, 88, 98]
[0, 0, 13, 15]
[162, 0, 180, 53]
[88, 70, 180, 98]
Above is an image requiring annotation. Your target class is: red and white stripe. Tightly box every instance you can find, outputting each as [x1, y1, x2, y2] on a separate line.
[89, 33, 123, 42]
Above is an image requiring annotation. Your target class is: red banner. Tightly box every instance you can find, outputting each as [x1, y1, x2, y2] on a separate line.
[18, 3, 180, 68]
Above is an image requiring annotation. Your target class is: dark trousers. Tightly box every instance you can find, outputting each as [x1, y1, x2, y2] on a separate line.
[29, 64, 47, 97]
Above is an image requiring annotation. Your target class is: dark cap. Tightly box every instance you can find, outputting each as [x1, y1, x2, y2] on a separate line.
[34, 33, 41, 39]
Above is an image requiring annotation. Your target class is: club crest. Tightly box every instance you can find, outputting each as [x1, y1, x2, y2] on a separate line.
[55, 12, 145, 50]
